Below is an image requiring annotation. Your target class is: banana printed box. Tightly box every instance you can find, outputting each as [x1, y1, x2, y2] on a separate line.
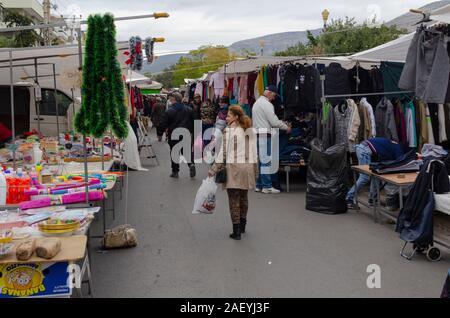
[0, 262, 71, 298]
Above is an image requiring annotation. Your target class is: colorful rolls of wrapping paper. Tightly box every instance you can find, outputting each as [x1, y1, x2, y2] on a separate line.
[24, 179, 103, 196]
[51, 184, 106, 195]
[61, 191, 104, 204]
[19, 198, 52, 210]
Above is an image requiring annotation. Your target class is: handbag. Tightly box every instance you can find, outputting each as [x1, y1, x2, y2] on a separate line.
[103, 224, 138, 249]
[215, 131, 232, 184]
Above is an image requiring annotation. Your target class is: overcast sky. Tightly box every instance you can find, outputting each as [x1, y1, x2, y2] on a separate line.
[52, 0, 433, 54]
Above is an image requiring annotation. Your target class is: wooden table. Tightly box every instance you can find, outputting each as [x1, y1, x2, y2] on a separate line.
[351, 165, 418, 222]
[0, 235, 92, 298]
[0, 236, 87, 265]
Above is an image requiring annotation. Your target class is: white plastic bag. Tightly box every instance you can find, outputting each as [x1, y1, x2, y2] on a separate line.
[192, 177, 218, 215]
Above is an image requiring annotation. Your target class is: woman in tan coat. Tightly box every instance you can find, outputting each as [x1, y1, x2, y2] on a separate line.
[209, 106, 257, 240]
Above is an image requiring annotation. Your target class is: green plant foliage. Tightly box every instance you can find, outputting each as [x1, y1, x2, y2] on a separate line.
[275, 18, 407, 57]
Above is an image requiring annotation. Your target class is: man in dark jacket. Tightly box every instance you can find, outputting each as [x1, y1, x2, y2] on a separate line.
[160, 92, 196, 179]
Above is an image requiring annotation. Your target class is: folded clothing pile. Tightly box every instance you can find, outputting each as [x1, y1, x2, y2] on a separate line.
[370, 150, 423, 175]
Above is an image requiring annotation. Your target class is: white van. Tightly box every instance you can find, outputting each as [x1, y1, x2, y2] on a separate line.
[0, 82, 80, 137]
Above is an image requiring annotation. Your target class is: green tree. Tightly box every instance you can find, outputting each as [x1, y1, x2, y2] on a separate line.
[275, 18, 406, 57]
[170, 45, 235, 87]
[147, 65, 175, 89]
[2, 8, 40, 47]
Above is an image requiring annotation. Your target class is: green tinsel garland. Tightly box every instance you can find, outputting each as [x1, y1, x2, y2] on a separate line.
[75, 14, 96, 135]
[75, 13, 128, 139]
[104, 13, 128, 139]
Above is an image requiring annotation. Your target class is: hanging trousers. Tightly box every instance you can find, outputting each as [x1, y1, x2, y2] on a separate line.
[227, 189, 249, 225]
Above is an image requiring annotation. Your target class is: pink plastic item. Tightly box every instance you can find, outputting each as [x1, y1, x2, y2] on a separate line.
[19, 198, 52, 210]
[61, 191, 104, 204]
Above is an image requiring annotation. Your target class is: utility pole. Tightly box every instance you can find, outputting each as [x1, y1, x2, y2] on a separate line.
[43, 0, 52, 46]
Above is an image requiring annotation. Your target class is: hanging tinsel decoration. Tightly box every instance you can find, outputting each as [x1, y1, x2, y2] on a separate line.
[104, 13, 128, 138]
[145, 37, 155, 64]
[74, 13, 128, 139]
[128, 36, 143, 71]
[75, 14, 97, 136]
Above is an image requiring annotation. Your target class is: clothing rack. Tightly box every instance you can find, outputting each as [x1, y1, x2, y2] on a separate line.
[323, 91, 414, 99]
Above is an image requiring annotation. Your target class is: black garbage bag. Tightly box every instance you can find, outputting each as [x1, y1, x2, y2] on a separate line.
[306, 139, 349, 214]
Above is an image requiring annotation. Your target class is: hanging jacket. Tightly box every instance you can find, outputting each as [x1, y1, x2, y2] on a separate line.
[375, 97, 399, 142]
[320, 102, 335, 150]
[405, 101, 418, 148]
[324, 63, 351, 106]
[418, 100, 429, 148]
[399, 30, 450, 103]
[393, 100, 407, 144]
[347, 99, 361, 153]
[360, 98, 376, 137]
[333, 99, 360, 152]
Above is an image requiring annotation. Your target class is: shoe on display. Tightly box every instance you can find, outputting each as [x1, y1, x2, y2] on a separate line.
[262, 188, 281, 194]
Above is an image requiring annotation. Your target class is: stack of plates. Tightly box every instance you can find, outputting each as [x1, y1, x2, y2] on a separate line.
[38, 220, 80, 236]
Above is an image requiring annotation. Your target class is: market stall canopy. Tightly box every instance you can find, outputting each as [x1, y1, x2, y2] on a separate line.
[216, 56, 376, 75]
[427, 3, 450, 24]
[351, 5, 450, 63]
[351, 33, 415, 63]
[125, 70, 152, 84]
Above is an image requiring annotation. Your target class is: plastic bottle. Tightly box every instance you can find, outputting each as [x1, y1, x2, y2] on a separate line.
[21, 172, 31, 203]
[4, 170, 11, 204]
[17, 169, 24, 203]
[10, 171, 18, 204]
[33, 143, 43, 164]
[0, 168, 6, 206]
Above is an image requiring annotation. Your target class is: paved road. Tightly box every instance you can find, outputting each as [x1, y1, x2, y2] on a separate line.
[87, 138, 449, 298]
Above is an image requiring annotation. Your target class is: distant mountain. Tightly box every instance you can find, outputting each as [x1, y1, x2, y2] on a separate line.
[229, 29, 322, 56]
[139, 53, 187, 75]
[385, 0, 450, 32]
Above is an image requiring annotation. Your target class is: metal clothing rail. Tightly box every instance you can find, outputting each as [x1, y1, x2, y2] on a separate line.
[323, 90, 414, 99]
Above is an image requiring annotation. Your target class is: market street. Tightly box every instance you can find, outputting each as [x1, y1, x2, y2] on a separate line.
[87, 135, 450, 298]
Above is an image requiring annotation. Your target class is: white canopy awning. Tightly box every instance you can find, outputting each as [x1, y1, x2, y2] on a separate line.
[428, 3, 450, 24]
[125, 70, 151, 84]
[351, 5, 450, 63]
[351, 33, 415, 63]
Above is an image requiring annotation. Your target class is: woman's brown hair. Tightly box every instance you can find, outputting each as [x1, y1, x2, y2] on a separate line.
[228, 105, 252, 130]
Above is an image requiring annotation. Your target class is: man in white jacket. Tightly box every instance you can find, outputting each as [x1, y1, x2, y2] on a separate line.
[252, 85, 291, 194]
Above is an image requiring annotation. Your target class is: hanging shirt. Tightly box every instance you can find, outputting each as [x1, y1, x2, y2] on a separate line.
[405, 101, 418, 148]
[233, 77, 239, 100]
[438, 104, 448, 143]
[426, 104, 436, 145]
[238, 74, 249, 105]
[263, 66, 269, 89]
[256, 69, 265, 97]
[194, 81, 203, 98]
[209, 72, 225, 98]
[360, 98, 376, 137]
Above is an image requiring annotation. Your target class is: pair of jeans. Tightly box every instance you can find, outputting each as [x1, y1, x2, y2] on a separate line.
[169, 137, 194, 173]
[256, 135, 275, 190]
[346, 144, 378, 202]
